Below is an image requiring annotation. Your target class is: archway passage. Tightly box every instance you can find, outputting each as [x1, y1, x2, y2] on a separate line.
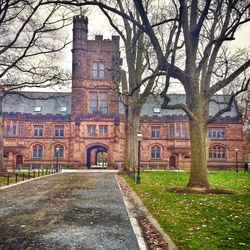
[169, 155, 176, 168]
[86, 145, 108, 169]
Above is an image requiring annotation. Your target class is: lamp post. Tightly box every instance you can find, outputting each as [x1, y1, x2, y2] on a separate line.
[136, 131, 142, 184]
[235, 148, 238, 173]
[56, 147, 59, 172]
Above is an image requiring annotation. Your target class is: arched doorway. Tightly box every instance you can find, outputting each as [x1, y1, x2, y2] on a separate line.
[169, 155, 176, 168]
[86, 145, 108, 169]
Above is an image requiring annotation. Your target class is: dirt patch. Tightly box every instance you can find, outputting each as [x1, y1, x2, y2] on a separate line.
[165, 187, 236, 194]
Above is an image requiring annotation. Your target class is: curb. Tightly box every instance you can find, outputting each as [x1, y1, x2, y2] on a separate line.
[117, 175, 177, 250]
[116, 175, 147, 250]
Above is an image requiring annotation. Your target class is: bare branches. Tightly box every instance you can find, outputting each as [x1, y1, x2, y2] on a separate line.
[161, 95, 197, 121]
[209, 59, 250, 98]
[207, 78, 250, 124]
[0, 1, 74, 93]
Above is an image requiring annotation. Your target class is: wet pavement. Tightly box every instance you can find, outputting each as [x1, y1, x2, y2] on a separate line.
[0, 172, 140, 250]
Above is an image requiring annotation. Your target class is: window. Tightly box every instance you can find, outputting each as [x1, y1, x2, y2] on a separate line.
[18, 124, 25, 136]
[208, 128, 226, 139]
[151, 126, 160, 138]
[60, 106, 67, 112]
[54, 145, 64, 158]
[209, 145, 226, 160]
[89, 92, 98, 113]
[92, 62, 105, 79]
[12, 124, 17, 136]
[169, 126, 174, 138]
[34, 106, 42, 112]
[6, 125, 10, 136]
[55, 125, 64, 137]
[93, 63, 98, 79]
[99, 125, 108, 136]
[169, 124, 188, 139]
[99, 63, 105, 79]
[33, 125, 43, 137]
[87, 125, 96, 136]
[181, 127, 187, 138]
[99, 93, 108, 114]
[151, 146, 160, 159]
[176, 126, 180, 138]
[33, 144, 43, 158]
[89, 92, 108, 114]
[153, 108, 161, 113]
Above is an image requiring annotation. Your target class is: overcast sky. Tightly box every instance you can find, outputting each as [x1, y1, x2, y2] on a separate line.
[57, 9, 250, 93]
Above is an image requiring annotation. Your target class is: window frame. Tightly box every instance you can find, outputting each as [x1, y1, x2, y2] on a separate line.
[54, 145, 64, 158]
[208, 128, 226, 139]
[99, 125, 108, 136]
[99, 92, 108, 114]
[151, 145, 161, 160]
[89, 92, 98, 113]
[151, 126, 160, 139]
[33, 125, 44, 137]
[87, 125, 96, 136]
[34, 106, 42, 112]
[208, 145, 227, 160]
[54, 125, 64, 137]
[6, 124, 11, 136]
[18, 124, 25, 136]
[33, 144, 43, 158]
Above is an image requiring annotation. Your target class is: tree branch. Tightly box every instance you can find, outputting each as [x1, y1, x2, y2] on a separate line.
[207, 78, 250, 124]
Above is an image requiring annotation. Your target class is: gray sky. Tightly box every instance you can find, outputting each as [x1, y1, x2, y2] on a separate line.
[57, 10, 250, 93]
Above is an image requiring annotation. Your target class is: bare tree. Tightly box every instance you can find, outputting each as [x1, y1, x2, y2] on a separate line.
[0, 0, 77, 171]
[99, 1, 166, 173]
[133, 0, 250, 188]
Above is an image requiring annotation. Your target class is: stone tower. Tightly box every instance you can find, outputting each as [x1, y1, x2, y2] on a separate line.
[71, 15, 121, 117]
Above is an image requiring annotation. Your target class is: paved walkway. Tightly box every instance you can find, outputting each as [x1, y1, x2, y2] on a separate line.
[0, 173, 140, 250]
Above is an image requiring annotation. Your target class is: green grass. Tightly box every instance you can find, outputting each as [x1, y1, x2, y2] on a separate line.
[125, 171, 250, 250]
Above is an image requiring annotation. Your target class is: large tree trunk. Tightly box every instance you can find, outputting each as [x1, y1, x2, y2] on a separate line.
[187, 116, 211, 189]
[124, 104, 141, 173]
[0, 98, 6, 173]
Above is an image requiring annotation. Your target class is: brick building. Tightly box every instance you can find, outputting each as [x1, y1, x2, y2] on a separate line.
[3, 15, 244, 170]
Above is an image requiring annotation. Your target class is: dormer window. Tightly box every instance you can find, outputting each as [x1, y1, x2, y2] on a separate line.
[60, 106, 67, 112]
[153, 107, 161, 113]
[34, 106, 42, 112]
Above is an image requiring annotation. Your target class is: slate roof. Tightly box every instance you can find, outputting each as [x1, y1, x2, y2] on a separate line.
[3, 92, 239, 119]
[3, 92, 71, 115]
[119, 94, 239, 118]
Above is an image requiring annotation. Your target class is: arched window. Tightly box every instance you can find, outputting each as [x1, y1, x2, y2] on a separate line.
[209, 145, 226, 160]
[33, 144, 43, 158]
[151, 145, 160, 159]
[54, 145, 64, 158]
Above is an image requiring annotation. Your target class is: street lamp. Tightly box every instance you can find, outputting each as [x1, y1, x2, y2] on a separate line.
[235, 148, 238, 173]
[136, 131, 143, 184]
[56, 147, 60, 172]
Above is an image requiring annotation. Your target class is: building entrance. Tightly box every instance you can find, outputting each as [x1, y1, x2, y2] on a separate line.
[86, 145, 108, 169]
[169, 155, 176, 169]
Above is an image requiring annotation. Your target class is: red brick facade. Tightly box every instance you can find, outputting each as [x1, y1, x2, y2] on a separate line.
[3, 16, 244, 170]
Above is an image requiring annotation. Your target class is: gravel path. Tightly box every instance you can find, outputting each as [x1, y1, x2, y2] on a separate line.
[0, 173, 140, 250]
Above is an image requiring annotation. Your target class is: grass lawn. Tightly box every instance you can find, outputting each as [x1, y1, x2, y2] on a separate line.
[125, 171, 250, 250]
